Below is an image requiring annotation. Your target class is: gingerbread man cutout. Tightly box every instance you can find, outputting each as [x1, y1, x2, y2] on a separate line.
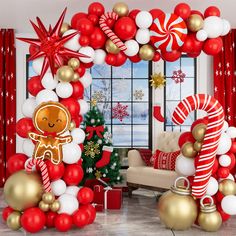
[29, 102, 72, 165]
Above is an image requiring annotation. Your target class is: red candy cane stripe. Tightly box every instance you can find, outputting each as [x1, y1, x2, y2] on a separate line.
[25, 158, 52, 192]
[172, 94, 224, 198]
[99, 12, 127, 51]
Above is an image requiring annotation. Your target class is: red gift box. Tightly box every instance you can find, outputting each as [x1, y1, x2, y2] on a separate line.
[93, 203, 104, 212]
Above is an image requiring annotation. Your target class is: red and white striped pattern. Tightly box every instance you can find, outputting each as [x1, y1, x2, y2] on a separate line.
[172, 94, 224, 198]
[25, 158, 51, 192]
[99, 12, 127, 51]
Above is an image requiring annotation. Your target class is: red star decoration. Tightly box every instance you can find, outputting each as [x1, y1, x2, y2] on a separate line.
[18, 8, 88, 78]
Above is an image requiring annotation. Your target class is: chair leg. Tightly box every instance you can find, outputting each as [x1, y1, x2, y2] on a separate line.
[128, 185, 138, 198]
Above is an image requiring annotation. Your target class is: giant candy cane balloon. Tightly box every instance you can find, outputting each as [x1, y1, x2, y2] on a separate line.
[172, 94, 224, 198]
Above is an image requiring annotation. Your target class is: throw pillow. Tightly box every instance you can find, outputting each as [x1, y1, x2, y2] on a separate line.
[138, 149, 152, 166]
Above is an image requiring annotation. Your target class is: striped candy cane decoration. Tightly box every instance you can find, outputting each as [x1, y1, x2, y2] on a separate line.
[172, 94, 224, 198]
[99, 12, 127, 51]
[25, 158, 51, 192]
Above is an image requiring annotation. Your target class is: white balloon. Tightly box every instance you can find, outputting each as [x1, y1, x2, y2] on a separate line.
[217, 132, 232, 155]
[71, 128, 86, 144]
[175, 155, 195, 176]
[79, 46, 95, 63]
[203, 16, 223, 38]
[41, 73, 58, 90]
[58, 194, 79, 215]
[206, 177, 218, 196]
[51, 179, 66, 196]
[93, 49, 106, 65]
[124, 40, 139, 57]
[221, 19, 231, 36]
[63, 143, 81, 164]
[221, 195, 236, 215]
[78, 99, 89, 115]
[79, 71, 92, 88]
[135, 29, 150, 44]
[219, 154, 231, 167]
[219, 173, 234, 182]
[226, 126, 236, 138]
[22, 98, 37, 118]
[222, 120, 229, 132]
[63, 29, 81, 51]
[196, 30, 208, 41]
[65, 186, 81, 197]
[22, 139, 35, 157]
[56, 82, 73, 98]
[135, 11, 153, 29]
[35, 89, 59, 105]
[32, 57, 47, 75]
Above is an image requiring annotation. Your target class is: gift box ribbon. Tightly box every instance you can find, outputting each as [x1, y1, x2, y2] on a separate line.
[104, 186, 112, 209]
[86, 125, 104, 140]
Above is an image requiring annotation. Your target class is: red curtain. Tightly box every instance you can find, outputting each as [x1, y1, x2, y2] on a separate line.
[0, 29, 16, 186]
[214, 29, 236, 126]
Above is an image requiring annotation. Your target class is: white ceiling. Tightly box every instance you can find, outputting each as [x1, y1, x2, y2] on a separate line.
[0, 0, 235, 33]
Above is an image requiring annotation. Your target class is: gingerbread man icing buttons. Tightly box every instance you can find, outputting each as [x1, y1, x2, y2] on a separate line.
[28, 101, 73, 165]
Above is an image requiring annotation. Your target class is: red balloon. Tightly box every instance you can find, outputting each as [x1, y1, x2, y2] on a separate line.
[181, 33, 203, 54]
[29, 44, 39, 55]
[71, 12, 88, 29]
[16, 118, 34, 138]
[80, 204, 96, 224]
[71, 81, 84, 99]
[230, 142, 236, 153]
[129, 54, 141, 63]
[105, 53, 117, 66]
[88, 2, 105, 17]
[79, 35, 90, 47]
[76, 65, 86, 77]
[90, 27, 106, 49]
[152, 51, 161, 62]
[216, 191, 224, 202]
[77, 187, 94, 204]
[73, 209, 89, 228]
[191, 117, 208, 131]
[61, 98, 80, 118]
[191, 10, 204, 18]
[76, 18, 94, 36]
[28, 76, 43, 97]
[128, 9, 140, 20]
[178, 132, 195, 148]
[45, 211, 57, 228]
[114, 51, 127, 67]
[217, 204, 230, 222]
[149, 9, 164, 19]
[81, 62, 94, 68]
[2, 206, 14, 221]
[45, 159, 65, 181]
[226, 152, 236, 170]
[203, 37, 223, 56]
[87, 14, 99, 26]
[161, 50, 181, 62]
[106, 18, 116, 28]
[114, 17, 137, 41]
[187, 51, 201, 58]
[217, 167, 230, 178]
[211, 158, 219, 175]
[174, 3, 191, 20]
[63, 164, 84, 186]
[21, 207, 46, 233]
[204, 6, 221, 18]
[79, 143, 84, 152]
[7, 153, 27, 174]
[55, 213, 72, 232]
[73, 115, 83, 127]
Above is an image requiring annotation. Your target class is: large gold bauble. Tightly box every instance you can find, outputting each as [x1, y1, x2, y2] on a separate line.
[68, 58, 80, 70]
[4, 170, 43, 211]
[105, 39, 120, 54]
[56, 65, 74, 82]
[194, 140, 202, 152]
[158, 177, 197, 230]
[187, 14, 204, 32]
[72, 72, 80, 82]
[219, 179, 236, 195]
[113, 2, 129, 17]
[181, 142, 197, 158]
[50, 200, 61, 212]
[39, 200, 50, 212]
[60, 22, 70, 35]
[42, 192, 55, 204]
[192, 123, 206, 141]
[7, 211, 21, 231]
[139, 45, 155, 61]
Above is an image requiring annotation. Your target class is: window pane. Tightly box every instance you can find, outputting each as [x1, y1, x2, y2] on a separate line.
[133, 61, 148, 78]
[112, 79, 131, 101]
[28, 61, 37, 77]
[165, 59, 180, 77]
[91, 64, 111, 78]
[165, 101, 179, 126]
[112, 102, 131, 124]
[84, 86, 91, 101]
[133, 103, 149, 124]
[112, 125, 131, 146]
[97, 102, 111, 124]
[133, 125, 148, 146]
[112, 60, 131, 78]
[92, 79, 111, 102]
[166, 77, 180, 101]
[181, 77, 195, 99]
[181, 57, 194, 77]
[133, 79, 149, 101]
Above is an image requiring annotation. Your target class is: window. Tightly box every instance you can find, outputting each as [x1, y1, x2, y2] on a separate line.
[164, 55, 197, 132]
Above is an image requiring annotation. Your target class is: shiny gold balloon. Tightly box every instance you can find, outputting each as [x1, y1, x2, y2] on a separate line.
[139, 45, 155, 61]
[72, 72, 80, 82]
[42, 192, 55, 204]
[56, 65, 74, 82]
[187, 14, 204, 32]
[192, 123, 206, 141]
[50, 200, 60, 212]
[219, 179, 236, 195]
[181, 142, 197, 158]
[68, 58, 80, 70]
[113, 2, 129, 17]
[194, 140, 202, 152]
[60, 22, 70, 35]
[69, 120, 76, 131]
[7, 211, 21, 230]
[4, 170, 43, 211]
[105, 39, 120, 54]
[39, 200, 50, 212]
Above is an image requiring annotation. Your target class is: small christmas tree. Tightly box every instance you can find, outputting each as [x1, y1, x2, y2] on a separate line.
[82, 105, 122, 185]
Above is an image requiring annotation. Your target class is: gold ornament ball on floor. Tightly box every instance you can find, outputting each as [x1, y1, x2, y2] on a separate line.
[56, 65, 74, 82]
[113, 2, 129, 17]
[7, 211, 21, 231]
[139, 45, 155, 61]
[187, 14, 204, 32]
[68, 58, 80, 70]
[181, 142, 197, 158]
[4, 170, 43, 211]
[39, 200, 50, 212]
[105, 39, 120, 54]
[219, 179, 236, 195]
[42, 192, 55, 204]
[192, 123, 206, 141]
[194, 140, 202, 152]
[60, 22, 70, 35]
[50, 200, 61, 212]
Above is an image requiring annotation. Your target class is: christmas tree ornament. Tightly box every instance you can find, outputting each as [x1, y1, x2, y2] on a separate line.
[181, 142, 197, 158]
[153, 105, 165, 122]
[96, 146, 113, 168]
[68, 58, 80, 70]
[150, 73, 166, 89]
[105, 39, 120, 54]
[60, 22, 70, 35]
[95, 170, 102, 179]
[219, 179, 236, 195]
[192, 123, 206, 141]
[6, 211, 22, 230]
[198, 196, 222, 232]
[139, 44, 155, 61]
[112, 102, 129, 122]
[84, 141, 100, 158]
[187, 14, 204, 32]
[171, 69, 186, 83]
[57, 65, 74, 82]
[158, 177, 197, 230]
[86, 125, 104, 140]
[113, 2, 129, 17]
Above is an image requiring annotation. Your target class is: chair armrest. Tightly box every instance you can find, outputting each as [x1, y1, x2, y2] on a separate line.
[128, 150, 146, 167]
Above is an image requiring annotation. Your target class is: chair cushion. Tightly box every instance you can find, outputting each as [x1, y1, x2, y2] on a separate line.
[138, 149, 152, 166]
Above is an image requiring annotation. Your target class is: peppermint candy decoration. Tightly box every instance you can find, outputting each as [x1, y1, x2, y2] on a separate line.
[150, 13, 187, 52]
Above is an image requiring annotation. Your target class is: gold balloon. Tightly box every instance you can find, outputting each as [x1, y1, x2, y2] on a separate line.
[194, 140, 202, 152]
[192, 123, 206, 141]
[4, 170, 43, 211]
[113, 2, 129, 17]
[69, 120, 76, 131]
[7, 211, 21, 231]
[181, 142, 197, 158]
[72, 72, 80, 82]
[219, 179, 236, 195]
[139, 45, 155, 61]
[42, 192, 55, 204]
[105, 39, 120, 54]
[39, 200, 50, 212]
[56, 65, 74, 82]
[60, 22, 70, 35]
[50, 200, 60, 212]
[68, 58, 80, 70]
[187, 14, 204, 32]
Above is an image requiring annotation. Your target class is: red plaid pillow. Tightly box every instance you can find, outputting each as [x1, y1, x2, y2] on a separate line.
[138, 149, 152, 166]
[153, 149, 180, 170]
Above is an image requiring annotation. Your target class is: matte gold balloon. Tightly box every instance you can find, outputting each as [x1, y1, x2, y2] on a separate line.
[68, 58, 80, 70]
[4, 170, 43, 211]
[219, 179, 236, 195]
[42, 192, 55, 204]
[113, 2, 129, 17]
[7, 211, 21, 231]
[69, 120, 76, 131]
[72, 72, 80, 82]
[60, 22, 70, 35]
[187, 14, 204, 32]
[39, 200, 50, 212]
[194, 140, 202, 152]
[181, 142, 197, 158]
[56, 65, 74, 82]
[50, 200, 60, 212]
[139, 45, 155, 61]
[192, 123, 206, 141]
[105, 39, 120, 54]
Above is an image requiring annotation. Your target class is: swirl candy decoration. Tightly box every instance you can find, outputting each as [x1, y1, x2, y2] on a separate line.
[150, 13, 187, 52]
[172, 94, 224, 198]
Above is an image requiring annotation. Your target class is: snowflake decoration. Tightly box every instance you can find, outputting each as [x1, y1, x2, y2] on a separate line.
[112, 103, 129, 122]
[133, 90, 144, 100]
[84, 141, 100, 158]
[95, 170, 102, 179]
[92, 90, 105, 102]
[104, 131, 112, 143]
[86, 167, 93, 173]
[171, 69, 186, 84]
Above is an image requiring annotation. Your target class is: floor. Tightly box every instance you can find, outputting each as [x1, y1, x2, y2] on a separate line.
[1, 189, 236, 236]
